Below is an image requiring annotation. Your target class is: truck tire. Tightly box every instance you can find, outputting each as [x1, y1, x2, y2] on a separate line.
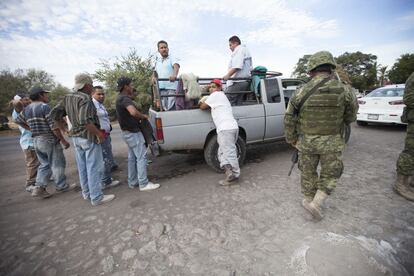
[204, 134, 246, 173]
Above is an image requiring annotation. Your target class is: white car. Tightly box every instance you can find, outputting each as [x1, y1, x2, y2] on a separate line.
[357, 84, 406, 126]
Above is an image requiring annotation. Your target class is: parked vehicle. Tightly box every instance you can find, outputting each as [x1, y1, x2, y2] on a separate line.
[148, 74, 351, 172]
[357, 84, 406, 126]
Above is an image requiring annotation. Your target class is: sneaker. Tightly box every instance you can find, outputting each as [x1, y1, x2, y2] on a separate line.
[102, 179, 121, 190]
[31, 186, 52, 199]
[91, 194, 115, 206]
[55, 183, 78, 194]
[25, 185, 36, 193]
[139, 182, 160, 191]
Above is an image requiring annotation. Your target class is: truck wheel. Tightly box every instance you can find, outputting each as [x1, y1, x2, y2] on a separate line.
[204, 134, 246, 173]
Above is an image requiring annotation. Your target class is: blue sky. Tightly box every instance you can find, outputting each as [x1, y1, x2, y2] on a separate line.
[0, 0, 413, 88]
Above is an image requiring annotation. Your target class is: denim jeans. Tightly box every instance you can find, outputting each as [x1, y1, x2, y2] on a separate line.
[33, 137, 66, 189]
[72, 137, 104, 204]
[101, 134, 115, 185]
[122, 131, 149, 188]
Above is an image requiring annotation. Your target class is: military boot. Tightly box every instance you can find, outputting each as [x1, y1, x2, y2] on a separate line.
[302, 190, 327, 220]
[302, 195, 314, 206]
[393, 174, 414, 202]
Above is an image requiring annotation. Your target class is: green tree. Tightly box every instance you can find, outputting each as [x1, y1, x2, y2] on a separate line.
[377, 65, 388, 87]
[336, 51, 378, 92]
[49, 84, 70, 108]
[94, 49, 154, 118]
[388, 53, 414, 84]
[0, 70, 26, 114]
[292, 54, 311, 81]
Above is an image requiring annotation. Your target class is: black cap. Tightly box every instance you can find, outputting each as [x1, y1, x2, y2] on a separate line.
[29, 86, 50, 96]
[117, 76, 132, 92]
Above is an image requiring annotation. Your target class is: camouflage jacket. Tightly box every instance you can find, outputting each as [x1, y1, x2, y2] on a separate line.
[284, 73, 358, 153]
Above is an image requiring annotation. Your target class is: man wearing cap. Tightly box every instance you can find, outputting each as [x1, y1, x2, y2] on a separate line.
[50, 73, 115, 206]
[11, 93, 40, 192]
[92, 85, 120, 190]
[15, 87, 70, 198]
[154, 40, 180, 111]
[199, 79, 240, 184]
[116, 76, 160, 191]
[223, 35, 253, 106]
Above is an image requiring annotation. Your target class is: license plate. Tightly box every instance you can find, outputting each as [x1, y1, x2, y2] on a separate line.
[368, 114, 379, 120]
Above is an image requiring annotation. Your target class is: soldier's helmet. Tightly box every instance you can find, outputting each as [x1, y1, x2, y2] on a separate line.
[307, 51, 337, 72]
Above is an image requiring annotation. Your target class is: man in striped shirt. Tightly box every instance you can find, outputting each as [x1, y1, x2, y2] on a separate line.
[50, 73, 115, 206]
[15, 87, 70, 198]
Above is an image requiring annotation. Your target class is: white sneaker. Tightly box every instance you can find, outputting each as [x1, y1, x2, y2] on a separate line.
[139, 182, 160, 191]
[91, 194, 115, 206]
[103, 179, 121, 190]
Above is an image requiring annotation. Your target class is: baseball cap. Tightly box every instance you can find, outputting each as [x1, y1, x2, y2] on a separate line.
[210, 79, 222, 88]
[73, 73, 93, 91]
[117, 76, 132, 92]
[29, 86, 50, 96]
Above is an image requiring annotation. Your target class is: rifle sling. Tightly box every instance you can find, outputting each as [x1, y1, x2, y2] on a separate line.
[294, 77, 331, 115]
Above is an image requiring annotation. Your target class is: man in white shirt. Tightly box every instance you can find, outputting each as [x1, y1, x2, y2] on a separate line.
[154, 40, 180, 111]
[223, 35, 253, 106]
[200, 79, 240, 184]
[92, 86, 120, 189]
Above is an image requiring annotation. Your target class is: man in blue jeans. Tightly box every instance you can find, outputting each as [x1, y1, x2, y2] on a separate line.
[92, 86, 120, 190]
[15, 87, 71, 198]
[50, 73, 115, 206]
[116, 76, 160, 191]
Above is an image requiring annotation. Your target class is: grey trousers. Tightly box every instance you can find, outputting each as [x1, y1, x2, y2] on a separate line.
[225, 81, 250, 106]
[217, 129, 240, 177]
[160, 89, 176, 111]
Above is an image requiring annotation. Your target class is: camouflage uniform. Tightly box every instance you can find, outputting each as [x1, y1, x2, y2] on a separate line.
[397, 72, 414, 176]
[284, 52, 358, 199]
[394, 72, 414, 201]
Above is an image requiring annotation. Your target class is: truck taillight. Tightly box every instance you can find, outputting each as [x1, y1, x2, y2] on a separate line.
[357, 100, 365, 105]
[155, 118, 164, 143]
[388, 100, 404, 105]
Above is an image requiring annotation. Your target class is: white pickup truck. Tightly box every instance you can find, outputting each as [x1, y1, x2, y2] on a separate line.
[148, 73, 309, 172]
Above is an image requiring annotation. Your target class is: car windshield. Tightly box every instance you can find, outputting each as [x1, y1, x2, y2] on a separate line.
[366, 87, 404, 97]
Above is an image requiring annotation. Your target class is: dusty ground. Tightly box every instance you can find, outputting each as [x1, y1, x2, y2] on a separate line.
[0, 123, 413, 276]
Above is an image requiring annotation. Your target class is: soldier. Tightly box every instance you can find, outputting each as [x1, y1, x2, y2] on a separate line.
[394, 72, 414, 201]
[284, 51, 358, 220]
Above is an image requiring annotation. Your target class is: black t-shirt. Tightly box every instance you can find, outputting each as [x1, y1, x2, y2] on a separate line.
[116, 94, 140, 132]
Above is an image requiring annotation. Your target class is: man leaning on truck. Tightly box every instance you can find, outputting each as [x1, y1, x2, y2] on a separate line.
[115, 76, 160, 191]
[199, 79, 240, 185]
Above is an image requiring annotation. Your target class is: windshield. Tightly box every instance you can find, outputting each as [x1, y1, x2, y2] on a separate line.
[366, 87, 404, 97]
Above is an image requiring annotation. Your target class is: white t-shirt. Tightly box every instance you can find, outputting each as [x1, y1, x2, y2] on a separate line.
[205, 91, 238, 133]
[227, 44, 252, 87]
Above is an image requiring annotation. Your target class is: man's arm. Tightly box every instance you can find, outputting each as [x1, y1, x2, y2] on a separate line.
[343, 86, 359, 125]
[223, 68, 238, 81]
[199, 102, 210, 110]
[14, 112, 31, 130]
[169, 63, 180, 82]
[126, 105, 149, 121]
[283, 94, 299, 146]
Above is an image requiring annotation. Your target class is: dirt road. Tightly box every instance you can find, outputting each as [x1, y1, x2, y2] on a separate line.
[0, 123, 413, 275]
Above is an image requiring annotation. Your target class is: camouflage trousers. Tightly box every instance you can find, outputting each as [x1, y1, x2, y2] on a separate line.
[396, 122, 414, 176]
[298, 151, 344, 197]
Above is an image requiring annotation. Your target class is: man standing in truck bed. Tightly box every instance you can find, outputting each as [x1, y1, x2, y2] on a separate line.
[200, 79, 240, 185]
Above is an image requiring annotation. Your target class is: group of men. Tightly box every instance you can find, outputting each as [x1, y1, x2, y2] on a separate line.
[155, 36, 252, 111]
[12, 75, 161, 206]
[284, 52, 414, 221]
[11, 35, 413, 218]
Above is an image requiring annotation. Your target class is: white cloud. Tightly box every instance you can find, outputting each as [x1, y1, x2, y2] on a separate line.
[0, 0, 408, 88]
